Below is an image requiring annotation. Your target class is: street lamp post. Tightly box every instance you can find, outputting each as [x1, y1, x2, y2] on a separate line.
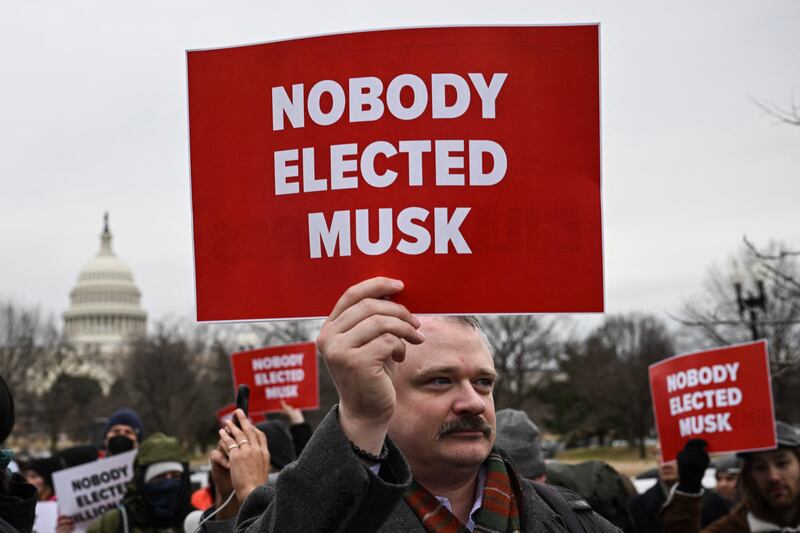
[734, 278, 767, 341]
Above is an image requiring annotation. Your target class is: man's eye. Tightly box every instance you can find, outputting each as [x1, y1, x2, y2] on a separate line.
[475, 378, 494, 389]
[429, 377, 451, 386]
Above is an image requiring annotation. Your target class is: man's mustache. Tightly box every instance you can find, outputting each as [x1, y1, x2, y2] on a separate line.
[436, 417, 493, 439]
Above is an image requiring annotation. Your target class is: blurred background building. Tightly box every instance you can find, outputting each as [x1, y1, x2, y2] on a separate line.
[63, 213, 147, 355]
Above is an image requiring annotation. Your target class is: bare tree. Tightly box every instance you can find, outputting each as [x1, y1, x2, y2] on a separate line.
[544, 314, 675, 458]
[751, 94, 800, 126]
[481, 315, 562, 415]
[677, 240, 800, 374]
[677, 239, 800, 422]
[253, 320, 321, 347]
[0, 300, 65, 397]
[118, 322, 216, 447]
[38, 373, 103, 451]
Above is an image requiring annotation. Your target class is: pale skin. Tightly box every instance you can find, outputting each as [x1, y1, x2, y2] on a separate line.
[749, 449, 800, 526]
[317, 277, 497, 525]
[280, 400, 304, 425]
[210, 410, 271, 519]
[714, 472, 738, 502]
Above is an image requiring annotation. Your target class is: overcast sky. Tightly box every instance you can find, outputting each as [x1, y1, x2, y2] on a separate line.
[1, 0, 798, 328]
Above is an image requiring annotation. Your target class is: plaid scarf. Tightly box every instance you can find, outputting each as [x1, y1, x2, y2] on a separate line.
[404, 451, 521, 533]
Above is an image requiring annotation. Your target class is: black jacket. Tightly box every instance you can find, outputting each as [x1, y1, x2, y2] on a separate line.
[0, 473, 37, 533]
[628, 481, 730, 533]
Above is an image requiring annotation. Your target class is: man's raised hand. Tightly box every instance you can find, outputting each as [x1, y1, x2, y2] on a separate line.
[316, 277, 424, 454]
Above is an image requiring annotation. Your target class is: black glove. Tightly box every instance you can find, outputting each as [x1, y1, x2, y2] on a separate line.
[676, 439, 709, 493]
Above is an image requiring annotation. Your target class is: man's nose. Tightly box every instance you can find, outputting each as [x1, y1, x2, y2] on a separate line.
[767, 464, 783, 482]
[453, 382, 486, 416]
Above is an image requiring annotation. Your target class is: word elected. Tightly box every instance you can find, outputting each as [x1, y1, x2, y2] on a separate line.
[252, 352, 305, 400]
[665, 363, 741, 438]
[270, 73, 508, 259]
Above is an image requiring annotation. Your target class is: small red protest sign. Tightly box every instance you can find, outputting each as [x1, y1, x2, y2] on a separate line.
[649, 340, 776, 463]
[230, 342, 319, 415]
[187, 25, 603, 321]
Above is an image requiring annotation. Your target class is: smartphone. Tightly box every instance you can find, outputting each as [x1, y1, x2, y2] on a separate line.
[235, 384, 250, 427]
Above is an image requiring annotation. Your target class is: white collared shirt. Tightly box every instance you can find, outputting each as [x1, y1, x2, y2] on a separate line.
[370, 464, 488, 531]
[434, 465, 487, 532]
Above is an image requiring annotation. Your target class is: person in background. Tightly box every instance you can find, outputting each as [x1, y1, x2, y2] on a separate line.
[278, 401, 312, 457]
[88, 433, 194, 533]
[21, 457, 59, 501]
[712, 455, 741, 504]
[628, 446, 730, 532]
[188, 411, 270, 533]
[661, 422, 800, 532]
[103, 408, 144, 456]
[255, 421, 295, 477]
[496, 409, 635, 531]
[494, 408, 547, 482]
[191, 472, 215, 512]
[0, 374, 36, 533]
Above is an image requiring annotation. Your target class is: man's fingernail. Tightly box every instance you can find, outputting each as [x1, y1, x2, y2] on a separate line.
[391, 279, 403, 289]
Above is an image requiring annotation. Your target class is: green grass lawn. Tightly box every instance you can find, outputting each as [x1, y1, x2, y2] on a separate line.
[556, 446, 656, 462]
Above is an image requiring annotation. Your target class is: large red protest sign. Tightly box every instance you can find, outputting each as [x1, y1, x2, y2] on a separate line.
[188, 25, 602, 321]
[649, 341, 776, 463]
[230, 342, 319, 415]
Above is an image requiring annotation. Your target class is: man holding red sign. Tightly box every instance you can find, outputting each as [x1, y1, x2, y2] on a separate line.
[228, 277, 616, 532]
[660, 423, 800, 532]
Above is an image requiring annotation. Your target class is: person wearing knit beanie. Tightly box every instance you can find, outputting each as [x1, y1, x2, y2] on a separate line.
[495, 408, 547, 481]
[103, 408, 144, 455]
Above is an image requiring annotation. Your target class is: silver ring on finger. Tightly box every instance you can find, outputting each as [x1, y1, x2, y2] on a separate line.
[237, 439, 250, 446]
[227, 443, 239, 451]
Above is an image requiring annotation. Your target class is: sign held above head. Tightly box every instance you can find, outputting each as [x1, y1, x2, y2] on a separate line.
[649, 340, 776, 463]
[187, 25, 603, 321]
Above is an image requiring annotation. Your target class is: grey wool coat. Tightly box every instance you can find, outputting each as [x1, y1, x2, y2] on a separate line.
[235, 408, 619, 533]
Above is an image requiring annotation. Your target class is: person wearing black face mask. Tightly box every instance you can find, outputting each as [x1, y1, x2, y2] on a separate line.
[103, 408, 144, 457]
[88, 433, 195, 533]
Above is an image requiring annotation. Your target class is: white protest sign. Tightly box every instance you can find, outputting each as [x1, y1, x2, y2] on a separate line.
[52, 450, 136, 532]
[33, 501, 58, 533]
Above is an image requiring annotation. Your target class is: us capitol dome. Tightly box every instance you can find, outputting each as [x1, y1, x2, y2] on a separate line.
[63, 214, 147, 353]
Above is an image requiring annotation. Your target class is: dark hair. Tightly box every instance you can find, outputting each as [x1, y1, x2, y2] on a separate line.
[738, 447, 800, 522]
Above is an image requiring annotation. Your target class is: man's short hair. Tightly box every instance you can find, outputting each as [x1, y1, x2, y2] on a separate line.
[444, 316, 494, 356]
[445, 315, 482, 330]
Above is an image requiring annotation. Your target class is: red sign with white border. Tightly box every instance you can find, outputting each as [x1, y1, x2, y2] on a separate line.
[230, 342, 319, 415]
[187, 25, 603, 321]
[649, 340, 776, 463]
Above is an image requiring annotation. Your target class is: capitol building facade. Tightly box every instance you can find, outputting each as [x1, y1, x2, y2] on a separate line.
[63, 214, 147, 354]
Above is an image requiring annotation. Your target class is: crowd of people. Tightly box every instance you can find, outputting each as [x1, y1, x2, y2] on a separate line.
[1, 278, 799, 532]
